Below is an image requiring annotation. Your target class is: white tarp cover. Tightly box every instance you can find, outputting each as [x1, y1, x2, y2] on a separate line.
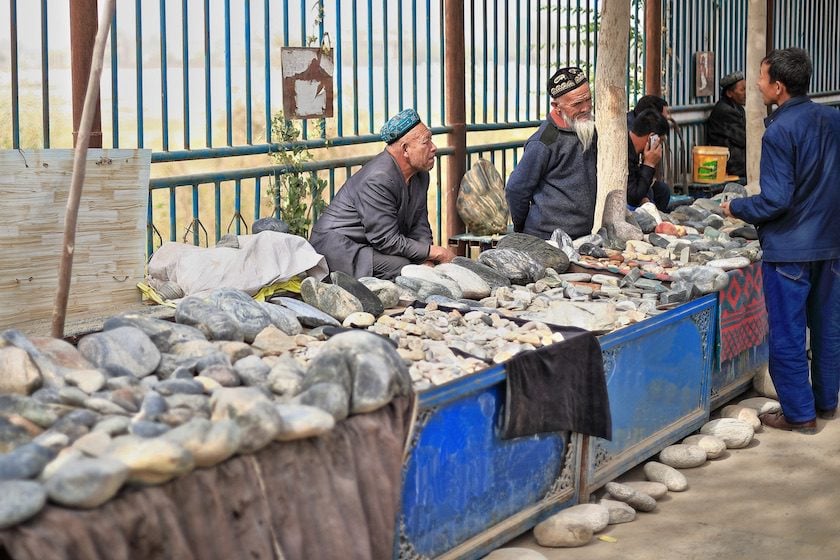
[148, 231, 328, 297]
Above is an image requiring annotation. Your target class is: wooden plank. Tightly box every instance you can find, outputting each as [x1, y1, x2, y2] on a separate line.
[0, 149, 151, 334]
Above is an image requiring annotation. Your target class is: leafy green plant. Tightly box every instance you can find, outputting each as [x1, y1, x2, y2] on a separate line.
[268, 112, 327, 238]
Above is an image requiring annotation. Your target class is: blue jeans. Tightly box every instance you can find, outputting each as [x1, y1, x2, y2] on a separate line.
[762, 259, 840, 422]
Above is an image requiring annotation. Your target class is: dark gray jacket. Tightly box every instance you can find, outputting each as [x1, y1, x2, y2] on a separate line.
[505, 120, 598, 240]
[707, 97, 746, 177]
[309, 150, 432, 277]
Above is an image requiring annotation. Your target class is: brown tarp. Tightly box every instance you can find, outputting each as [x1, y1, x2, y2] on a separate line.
[0, 396, 413, 560]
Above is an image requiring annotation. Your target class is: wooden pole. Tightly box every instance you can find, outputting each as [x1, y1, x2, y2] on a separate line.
[592, 0, 631, 234]
[745, 0, 768, 194]
[70, 0, 103, 148]
[644, 0, 662, 96]
[444, 0, 466, 249]
[52, 0, 116, 338]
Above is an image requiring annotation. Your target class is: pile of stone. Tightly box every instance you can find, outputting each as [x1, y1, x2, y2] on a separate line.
[0, 287, 412, 529]
[520, 396, 779, 551]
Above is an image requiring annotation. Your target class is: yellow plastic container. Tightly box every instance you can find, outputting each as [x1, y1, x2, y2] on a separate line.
[692, 146, 730, 184]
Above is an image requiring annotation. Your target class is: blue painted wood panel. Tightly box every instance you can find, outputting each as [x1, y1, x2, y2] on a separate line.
[398, 366, 572, 559]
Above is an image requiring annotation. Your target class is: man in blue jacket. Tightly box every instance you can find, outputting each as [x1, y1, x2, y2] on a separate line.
[722, 48, 840, 433]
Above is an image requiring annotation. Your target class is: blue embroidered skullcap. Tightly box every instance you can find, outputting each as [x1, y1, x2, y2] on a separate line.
[380, 108, 421, 144]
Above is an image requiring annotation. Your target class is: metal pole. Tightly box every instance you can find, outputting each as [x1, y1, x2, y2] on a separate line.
[70, 0, 103, 148]
[444, 0, 466, 249]
[52, 0, 116, 338]
[645, 0, 662, 96]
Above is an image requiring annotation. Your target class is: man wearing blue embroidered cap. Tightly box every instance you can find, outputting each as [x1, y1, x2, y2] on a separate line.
[309, 109, 455, 280]
[505, 66, 598, 240]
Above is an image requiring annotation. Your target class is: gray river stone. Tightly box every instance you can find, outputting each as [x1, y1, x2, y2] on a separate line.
[669, 265, 730, 293]
[330, 271, 385, 316]
[604, 481, 656, 512]
[706, 256, 751, 271]
[0, 480, 46, 529]
[175, 296, 244, 341]
[0, 417, 31, 454]
[30, 387, 62, 405]
[643, 461, 689, 491]
[621, 480, 668, 500]
[400, 265, 464, 300]
[136, 391, 168, 422]
[215, 234, 239, 249]
[258, 302, 303, 335]
[129, 420, 172, 438]
[270, 296, 341, 327]
[267, 357, 305, 398]
[0, 443, 56, 480]
[434, 263, 492, 300]
[103, 314, 207, 353]
[92, 416, 132, 436]
[478, 248, 545, 285]
[1, 330, 69, 388]
[162, 417, 241, 468]
[730, 225, 758, 240]
[394, 275, 457, 301]
[450, 256, 511, 289]
[738, 396, 780, 415]
[44, 456, 128, 508]
[658, 443, 708, 468]
[544, 503, 610, 533]
[200, 364, 242, 387]
[598, 498, 636, 524]
[207, 289, 272, 343]
[0, 395, 59, 429]
[294, 382, 350, 421]
[358, 277, 402, 309]
[210, 387, 280, 453]
[497, 232, 570, 272]
[274, 403, 336, 441]
[633, 209, 658, 233]
[234, 355, 271, 388]
[300, 277, 364, 322]
[309, 330, 410, 415]
[78, 327, 161, 379]
[702, 213, 725, 229]
[700, 418, 754, 449]
[154, 379, 204, 396]
[550, 228, 580, 261]
[252, 217, 290, 234]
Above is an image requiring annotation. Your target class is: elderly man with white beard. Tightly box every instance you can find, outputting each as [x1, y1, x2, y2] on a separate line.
[505, 66, 597, 240]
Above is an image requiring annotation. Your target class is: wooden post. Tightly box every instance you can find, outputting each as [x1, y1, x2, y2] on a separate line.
[644, 0, 662, 96]
[70, 0, 103, 148]
[592, 0, 631, 235]
[745, 0, 768, 194]
[52, 0, 116, 338]
[444, 0, 466, 248]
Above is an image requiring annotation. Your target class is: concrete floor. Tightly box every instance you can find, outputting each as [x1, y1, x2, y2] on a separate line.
[503, 409, 840, 560]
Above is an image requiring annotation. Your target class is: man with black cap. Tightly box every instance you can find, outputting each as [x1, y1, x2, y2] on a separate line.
[309, 109, 454, 280]
[707, 70, 747, 177]
[505, 66, 598, 240]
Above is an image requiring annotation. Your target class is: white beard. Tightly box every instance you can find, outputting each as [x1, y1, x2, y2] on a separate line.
[570, 117, 596, 152]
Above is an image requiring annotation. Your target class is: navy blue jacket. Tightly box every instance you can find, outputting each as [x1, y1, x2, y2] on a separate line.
[729, 97, 840, 262]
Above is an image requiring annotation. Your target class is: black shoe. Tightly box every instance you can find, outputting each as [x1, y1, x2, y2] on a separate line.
[818, 408, 837, 420]
[759, 411, 817, 434]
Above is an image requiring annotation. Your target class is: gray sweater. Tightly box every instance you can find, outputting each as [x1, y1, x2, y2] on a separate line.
[505, 120, 598, 240]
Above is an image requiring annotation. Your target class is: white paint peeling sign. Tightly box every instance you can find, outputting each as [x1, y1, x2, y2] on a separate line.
[281, 47, 334, 119]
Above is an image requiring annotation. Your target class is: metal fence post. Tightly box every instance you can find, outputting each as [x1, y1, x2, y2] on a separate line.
[444, 0, 466, 248]
[70, 0, 103, 148]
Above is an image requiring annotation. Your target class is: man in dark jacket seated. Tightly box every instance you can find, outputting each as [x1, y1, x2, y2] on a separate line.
[707, 70, 747, 178]
[309, 109, 454, 280]
[627, 109, 672, 211]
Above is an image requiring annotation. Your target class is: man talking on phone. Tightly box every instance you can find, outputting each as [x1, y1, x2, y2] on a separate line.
[627, 108, 671, 211]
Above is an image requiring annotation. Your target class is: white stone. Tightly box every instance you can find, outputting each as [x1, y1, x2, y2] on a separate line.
[598, 498, 636, 524]
[751, 365, 778, 399]
[274, 403, 335, 441]
[342, 312, 375, 328]
[604, 482, 656, 511]
[400, 264, 464, 299]
[0, 346, 42, 395]
[700, 418, 754, 449]
[543, 503, 610, 533]
[435, 263, 492, 300]
[63, 368, 107, 394]
[483, 548, 548, 560]
[682, 434, 727, 459]
[706, 256, 751, 270]
[643, 461, 688, 491]
[533, 518, 593, 548]
[622, 480, 668, 500]
[739, 396, 781, 415]
[658, 444, 707, 468]
[720, 405, 762, 431]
